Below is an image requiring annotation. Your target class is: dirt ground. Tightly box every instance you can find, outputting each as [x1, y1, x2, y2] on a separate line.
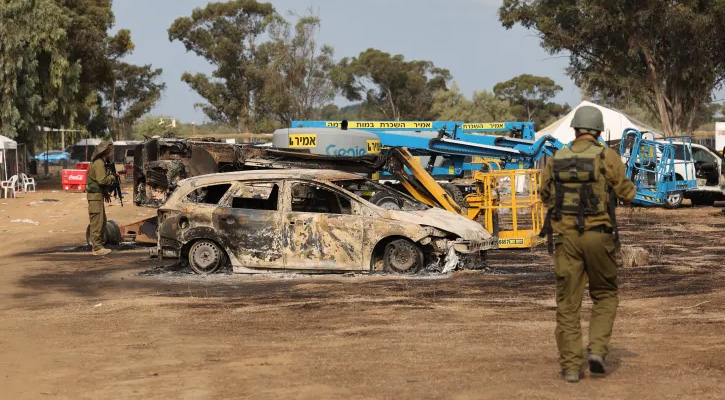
[1, 178, 724, 399]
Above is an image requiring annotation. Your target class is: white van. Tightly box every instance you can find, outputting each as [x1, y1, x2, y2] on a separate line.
[671, 143, 725, 206]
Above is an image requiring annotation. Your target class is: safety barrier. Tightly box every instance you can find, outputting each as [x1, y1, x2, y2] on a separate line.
[465, 168, 545, 249]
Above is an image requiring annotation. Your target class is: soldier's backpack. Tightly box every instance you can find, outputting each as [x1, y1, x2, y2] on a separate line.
[539, 142, 618, 252]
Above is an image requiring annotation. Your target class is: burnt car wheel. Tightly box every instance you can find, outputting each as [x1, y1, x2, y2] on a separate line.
[85, 220, 122, 246]
[369, 191, 403, 210]
[440, 183, 466, 207]
[188, 240, 226, 275]
[383, 239, 423, 274]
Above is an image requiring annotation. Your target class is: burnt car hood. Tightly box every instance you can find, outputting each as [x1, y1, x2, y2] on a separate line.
[385, 207, 492, 241]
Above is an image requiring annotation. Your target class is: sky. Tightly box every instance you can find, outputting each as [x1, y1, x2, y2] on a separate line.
[111, 0, 581, 123]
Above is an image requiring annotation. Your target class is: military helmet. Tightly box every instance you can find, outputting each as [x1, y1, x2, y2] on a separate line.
[570, 105, 604, 135]
[91, 141, 113, 161]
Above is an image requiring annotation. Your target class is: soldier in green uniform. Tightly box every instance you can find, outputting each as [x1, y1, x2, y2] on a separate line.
[86, 142, 115, 256]
[540, 106, 637, 382]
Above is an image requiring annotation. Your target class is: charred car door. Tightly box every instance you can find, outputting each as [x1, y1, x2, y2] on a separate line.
[176, 182, 233, 241]
[213, 181, 285, 269]
[282, 181, 363, 271]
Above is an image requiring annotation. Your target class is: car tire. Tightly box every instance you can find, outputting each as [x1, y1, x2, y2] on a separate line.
[369, 191, 403, 210]
[664, 191, 683, 209]
[440, 183, 466, 207]
[690, 195, 715, 207]
[85, 220, 122, 246]
[383, 239, 423, 274]
[188, 240, 226, 275]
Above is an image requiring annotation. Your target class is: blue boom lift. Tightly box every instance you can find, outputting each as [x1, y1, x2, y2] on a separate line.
[288, 121, 560, 248]
[619, 128, 697, 208]
[291, 120, 564, 178]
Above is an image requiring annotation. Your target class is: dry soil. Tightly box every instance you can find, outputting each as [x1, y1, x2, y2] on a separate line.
[1, 178, 724, 399]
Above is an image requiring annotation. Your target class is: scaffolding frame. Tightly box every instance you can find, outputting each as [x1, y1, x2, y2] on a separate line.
[466, 168, 545, 249]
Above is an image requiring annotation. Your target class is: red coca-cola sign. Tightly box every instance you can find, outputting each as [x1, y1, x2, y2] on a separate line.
[61, 169, 88, 191]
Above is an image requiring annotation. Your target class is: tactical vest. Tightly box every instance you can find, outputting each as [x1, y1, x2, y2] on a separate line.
[85, 159, 105, 194]
[550, 143, 609, 222]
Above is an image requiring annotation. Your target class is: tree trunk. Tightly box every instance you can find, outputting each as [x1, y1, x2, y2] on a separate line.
[384, 86, 398, 120]
[240, 103, 250, 134]
[641, 48, 674, 136]
[110, 82, 117, 141]
[685, 102, 699, 134]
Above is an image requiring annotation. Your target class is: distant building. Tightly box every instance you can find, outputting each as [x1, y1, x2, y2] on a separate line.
[716, 122, 725, 153]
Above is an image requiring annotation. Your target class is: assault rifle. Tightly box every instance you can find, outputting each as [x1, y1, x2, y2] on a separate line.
[105, 160, 124, 207]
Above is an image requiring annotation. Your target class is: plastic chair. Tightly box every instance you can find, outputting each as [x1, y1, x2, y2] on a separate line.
[19, 173, 36, 192]
[1, 175, 18, 198]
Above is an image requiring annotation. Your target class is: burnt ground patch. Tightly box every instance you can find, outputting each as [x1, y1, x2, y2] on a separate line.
[11, 207, 723, 310]
[10, 242, 151, 257]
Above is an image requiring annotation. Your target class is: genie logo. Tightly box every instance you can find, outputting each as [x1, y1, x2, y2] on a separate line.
[326, 144, 368, 157]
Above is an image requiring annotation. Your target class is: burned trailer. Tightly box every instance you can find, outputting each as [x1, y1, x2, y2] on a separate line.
[133, 129, 383, 208]
[132, 138, 256, 208]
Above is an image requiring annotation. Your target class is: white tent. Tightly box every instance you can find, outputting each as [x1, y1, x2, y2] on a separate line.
[75, 138, 102, 146]
[0, 135, 19, 181]
[537, 101, 662, 144]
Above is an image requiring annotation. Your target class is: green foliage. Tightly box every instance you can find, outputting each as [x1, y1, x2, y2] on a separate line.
[0, 0, 151, 148]
[431, 83, 515, 122]
[333, 48, 451, 120]
[132, 115, 177, 139]
[133, 115, 259, 139]
[314, 103, 370, 121]
[106, 63, 166, 140]
[499, 1, 725, 135]
[258, 13, 336, 126]
[493, 74, 568, 127]
[58, 0, 133, 130]
[168, 0, 278, 133]
[0, 0, 81, 142]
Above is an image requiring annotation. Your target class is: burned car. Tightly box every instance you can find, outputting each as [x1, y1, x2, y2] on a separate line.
[154, 169, 497, 274]
[133, 130, 382, 208]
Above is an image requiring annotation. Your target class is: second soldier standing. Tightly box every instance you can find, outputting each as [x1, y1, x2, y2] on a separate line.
[86, 141, 115, 256]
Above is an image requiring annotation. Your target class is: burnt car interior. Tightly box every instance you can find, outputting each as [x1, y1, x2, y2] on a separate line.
[291, 184, 352, 214]
[231, 183, 279, 210]
[187, 183, 232, 205]
[334, 179, 429, 211]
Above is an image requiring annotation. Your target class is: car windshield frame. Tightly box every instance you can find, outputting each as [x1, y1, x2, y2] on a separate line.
[331, 178, 430, 211]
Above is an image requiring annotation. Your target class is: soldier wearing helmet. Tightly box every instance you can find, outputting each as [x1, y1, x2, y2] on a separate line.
[539, 105, 637, 382]
[86, 141, 115, 256]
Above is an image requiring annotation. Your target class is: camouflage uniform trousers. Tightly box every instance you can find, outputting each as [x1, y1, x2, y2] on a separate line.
[554, 230, 619, 374]
[87, 193, 107, 251]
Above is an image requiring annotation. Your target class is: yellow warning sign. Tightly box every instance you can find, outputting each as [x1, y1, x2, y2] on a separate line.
[325, 121, 433, 129]
[366, 140, 382, 154]
[288, 134, 317, 148]
[462, 122, 506, 130]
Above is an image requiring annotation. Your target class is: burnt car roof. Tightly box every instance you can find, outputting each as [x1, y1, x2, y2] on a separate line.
[180, 169, 363, 187]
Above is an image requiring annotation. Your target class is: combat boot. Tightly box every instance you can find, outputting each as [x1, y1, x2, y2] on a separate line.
[559, 371, 580, 383]
[588, 354, 606, 375]
[92, 248, 112, 256]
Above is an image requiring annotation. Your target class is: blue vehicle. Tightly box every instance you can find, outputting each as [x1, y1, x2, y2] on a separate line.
[291, 121, 564, 179]
[619, 128, 697, 208]
[35, 150, 72, 164]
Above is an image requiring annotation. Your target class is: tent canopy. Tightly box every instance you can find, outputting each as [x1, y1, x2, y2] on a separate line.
[0, 135, 17, 150]
[75, 138, 102, 146]
[537, 101, 662, 143]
